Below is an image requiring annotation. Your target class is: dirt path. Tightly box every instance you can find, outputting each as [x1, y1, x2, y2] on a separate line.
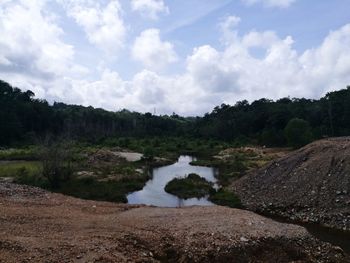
[0, 183, 348, 262]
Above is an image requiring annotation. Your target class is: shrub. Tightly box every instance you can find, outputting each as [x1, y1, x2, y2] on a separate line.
[209, 189, 242, 208]
[40, 140, 73, 189]
[284, 118, 313, 148]
[165, 173, 214, 199]
[143, 146, 155, 161]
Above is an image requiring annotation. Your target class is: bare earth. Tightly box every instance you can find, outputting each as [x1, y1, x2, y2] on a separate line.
[0, 183, 349, 263]
[232, 137, 350, 231]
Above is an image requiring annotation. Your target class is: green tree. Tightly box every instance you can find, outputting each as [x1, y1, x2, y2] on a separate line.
[40, 140, 73, 189]
[284, 118, 313, 148]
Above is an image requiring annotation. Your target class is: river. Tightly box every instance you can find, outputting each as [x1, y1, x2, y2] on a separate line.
[127, 155, 350, 254]
[127, 155, 218, 207]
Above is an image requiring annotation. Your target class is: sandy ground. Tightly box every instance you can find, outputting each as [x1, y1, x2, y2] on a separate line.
[0, 183, 349, 263]
[113, 152, 143, 162]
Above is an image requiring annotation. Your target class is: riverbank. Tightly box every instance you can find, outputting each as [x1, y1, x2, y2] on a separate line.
[0, 138, 233, 203]
[1, 182, 348, 262]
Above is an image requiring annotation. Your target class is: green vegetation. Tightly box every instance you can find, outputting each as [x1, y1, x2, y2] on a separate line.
[58, 176, 148, 203]
[0, 161, 41, 178]
[0, 147, 39, 160]
[101, 137, 229, 159]
[209, 189, 242, 208]
[190, 148, 276, 186]
[165, 173, 214, 199]
[40, 141, 74, 189]
[0, 142, 152, 203]
[284, 118, 313, 148]
[164, 173, 242, 208]
[0, 137, 281, 205]
[3, 78, 350, 206]
[191, 155, 248, 186]
[2, 79, 350, 148]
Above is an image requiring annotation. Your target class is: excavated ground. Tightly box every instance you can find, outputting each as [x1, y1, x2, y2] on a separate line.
[232, 137, 350, 231]
[0, 183, 349, 262]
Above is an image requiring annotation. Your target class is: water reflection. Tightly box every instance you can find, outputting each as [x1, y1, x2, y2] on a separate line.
[127, 155, 217, 207]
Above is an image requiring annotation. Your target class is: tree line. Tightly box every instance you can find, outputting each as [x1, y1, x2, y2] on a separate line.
[1, 79, 350, 148]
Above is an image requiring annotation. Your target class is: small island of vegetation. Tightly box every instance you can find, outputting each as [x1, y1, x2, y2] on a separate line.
[164, 173, 242, 208]
[164, 173, 213, 199]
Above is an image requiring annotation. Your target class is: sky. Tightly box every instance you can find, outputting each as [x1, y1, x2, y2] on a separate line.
[0, 0, 350, 116]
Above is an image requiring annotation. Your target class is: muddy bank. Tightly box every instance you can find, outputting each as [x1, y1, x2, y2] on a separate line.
[0, 183, 348, 262]
[232, 137, 350, 231]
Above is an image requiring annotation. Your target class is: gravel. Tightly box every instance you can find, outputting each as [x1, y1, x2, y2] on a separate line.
[1, 182, 349, 262]
[232, 137, 350, 231]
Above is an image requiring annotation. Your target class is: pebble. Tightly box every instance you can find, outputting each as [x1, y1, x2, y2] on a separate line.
[240, 237, 249, 242]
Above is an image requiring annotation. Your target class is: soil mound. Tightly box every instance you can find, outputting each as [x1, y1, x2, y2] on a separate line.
[1, 183, 348, 262]
[232, 137, 350, 231]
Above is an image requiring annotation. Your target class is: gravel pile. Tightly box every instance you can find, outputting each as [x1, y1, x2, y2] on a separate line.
[232, 137, 350, 231]
[0, 182, 47, 199]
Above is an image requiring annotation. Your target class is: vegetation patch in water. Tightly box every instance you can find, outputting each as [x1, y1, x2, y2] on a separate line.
[165, 173, 214, 199]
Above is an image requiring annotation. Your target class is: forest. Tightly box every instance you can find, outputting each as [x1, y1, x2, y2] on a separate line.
[1, 79, 350, 148]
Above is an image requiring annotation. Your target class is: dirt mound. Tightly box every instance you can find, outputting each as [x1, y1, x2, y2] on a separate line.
[0, 182, 47, 200]
[1, 183, 349, 262]
[232, 137, 350, 231]
[87, 149, 126, 165]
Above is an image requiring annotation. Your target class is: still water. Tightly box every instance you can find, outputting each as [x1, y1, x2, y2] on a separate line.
[127, 155, 218, 207]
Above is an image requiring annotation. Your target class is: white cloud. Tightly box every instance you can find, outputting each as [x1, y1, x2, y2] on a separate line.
[132, 28, 178, 70]
[56, 24, 350, 115]
[182, 23, 350, 106]
[219, 15, 241, 32]
[131, 0, 169, 20]
[0, 0, 80, 81]
[1, 1, 349, 116]
[219, 15, 241, 45]
[59, 0, 126, 54]
[242, 0, 296, 8]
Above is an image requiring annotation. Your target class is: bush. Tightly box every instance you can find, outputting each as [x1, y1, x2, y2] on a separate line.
[209, 189, 242, 208]
[165, 173, 214, 199]
[40, 140, 73, 189]
[284, 118, 313, 148]
[143, 146, 155, 161]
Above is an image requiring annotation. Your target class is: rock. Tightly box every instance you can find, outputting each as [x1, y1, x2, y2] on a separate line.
[240, 237, 249, 242]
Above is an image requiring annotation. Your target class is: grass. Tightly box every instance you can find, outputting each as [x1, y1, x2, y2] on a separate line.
[163, 173, 242, 208]
[58, 175, 150, 203]
[0, 139, 282, 206]
[165, 173, 214, 199]
[0, 147, 39, 161]
[190, 154, 249, 186]
[190, 148, 278, 186]
[0, 161, 48, 188]
[101, 137, 231, 160]
[209, 189, 242, 208]
[0, 161, 41, 178]
[0, 146, 151, 203]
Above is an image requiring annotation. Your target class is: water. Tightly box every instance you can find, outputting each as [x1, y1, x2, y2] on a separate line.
[127, 155, 218, 207]
[127, 155, 350, 254]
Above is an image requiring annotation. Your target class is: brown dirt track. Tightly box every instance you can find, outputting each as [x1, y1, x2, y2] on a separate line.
[1, 183, 349, 262]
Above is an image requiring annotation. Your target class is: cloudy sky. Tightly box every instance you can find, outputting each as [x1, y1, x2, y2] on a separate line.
[0, 0, 349, 115]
